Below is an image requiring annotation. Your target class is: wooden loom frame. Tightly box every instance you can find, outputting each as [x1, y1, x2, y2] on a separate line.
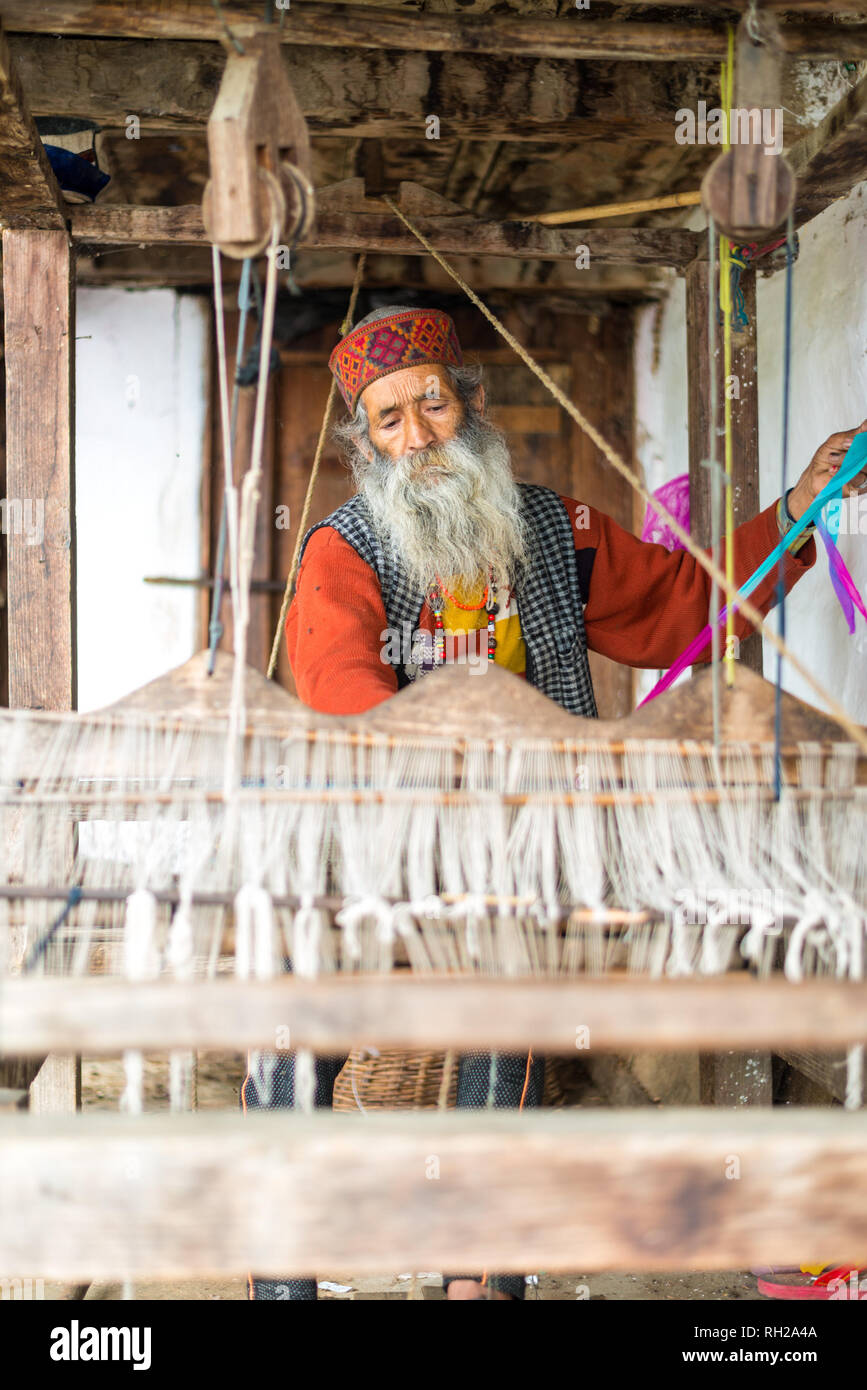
[2, 13, 867, 1282]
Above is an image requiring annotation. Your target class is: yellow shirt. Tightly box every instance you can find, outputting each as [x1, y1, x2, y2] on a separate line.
[440, 578, 526, 676]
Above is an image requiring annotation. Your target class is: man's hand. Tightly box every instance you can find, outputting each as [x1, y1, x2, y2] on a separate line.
[787, 419, 867, 520]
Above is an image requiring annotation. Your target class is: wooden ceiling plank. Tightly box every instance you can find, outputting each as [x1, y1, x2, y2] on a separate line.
[0, 22, 65, 229]
[788, 72, 867, 226]
[1, 2, 866, 62]
[593, 0, 867, 10]
[69, 200, 700, 268]
[10, 35, 706, 145]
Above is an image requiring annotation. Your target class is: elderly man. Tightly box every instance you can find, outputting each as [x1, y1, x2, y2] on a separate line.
[245, 304, 861, 1302]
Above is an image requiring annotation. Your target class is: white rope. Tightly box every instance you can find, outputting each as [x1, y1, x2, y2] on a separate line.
[212, 212, 283, 797]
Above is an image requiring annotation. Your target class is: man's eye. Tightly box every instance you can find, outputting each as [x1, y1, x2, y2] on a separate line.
[382, 420, 398, 430]
[428, 403, 446, 412]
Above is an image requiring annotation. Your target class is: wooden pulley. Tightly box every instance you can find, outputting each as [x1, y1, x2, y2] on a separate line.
[201, 24, 315, 259]
[701, 10, 796, 243]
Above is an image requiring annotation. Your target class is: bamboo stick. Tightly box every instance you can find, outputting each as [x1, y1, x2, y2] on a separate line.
[534, 191, 702, 225]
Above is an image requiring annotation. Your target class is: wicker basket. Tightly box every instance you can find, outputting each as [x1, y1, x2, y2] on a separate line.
[333, 1048, 573, 1111]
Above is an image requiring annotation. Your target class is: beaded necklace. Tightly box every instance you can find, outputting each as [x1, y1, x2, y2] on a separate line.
[428, 567, 500, 666]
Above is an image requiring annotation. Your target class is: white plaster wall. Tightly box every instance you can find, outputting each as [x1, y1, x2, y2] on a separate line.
[75, 289, 208, 712]
[633, 180, 867, 720]
[633, 276, 689, 703]
[756, 185, 867, 721]
[634, 275, 689, 496]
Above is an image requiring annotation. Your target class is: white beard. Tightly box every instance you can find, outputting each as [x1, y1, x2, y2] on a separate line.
[353, 413, 530, 594]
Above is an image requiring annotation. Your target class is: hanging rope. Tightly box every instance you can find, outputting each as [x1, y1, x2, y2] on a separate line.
[208, 258, 254, 675]
[266, 253, 367, 679]
[382, 195, 867, 758]
[211, 209, 283, 792]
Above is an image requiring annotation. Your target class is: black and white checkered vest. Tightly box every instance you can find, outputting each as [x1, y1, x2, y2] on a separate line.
[298, 481, 598, 718]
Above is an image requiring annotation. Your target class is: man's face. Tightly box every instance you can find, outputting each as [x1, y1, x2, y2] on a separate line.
[350, 362, 527, 592]
[360, 364, 482, 467]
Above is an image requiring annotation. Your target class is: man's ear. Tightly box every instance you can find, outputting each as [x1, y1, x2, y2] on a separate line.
[357, 436, 374, 462]
[470, 384, 486, 416]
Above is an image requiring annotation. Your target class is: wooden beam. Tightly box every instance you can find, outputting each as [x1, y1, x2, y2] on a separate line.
[69, 203, 700, 269]
[700, 1051, 773, 1107]
[71, 203, 205, 247]
[789, 74, 867, 228]
[3, 229, 79, 1116]
[592, 0, 867, 10]
[776, 1047, 860, 1105]
[1, 3, 865, 62]
[2, 229, 77, 710]
[0, 21, 65, 228]
[29, 1055, 82, 1115]
[2, 975, 867, 1057]
[75, 246, 664, 299]
[10, 36, 712, 145]
[2, 1108, 867, 1278]
[685, 258, 762, 674]
[0, 1056, 44, 1093]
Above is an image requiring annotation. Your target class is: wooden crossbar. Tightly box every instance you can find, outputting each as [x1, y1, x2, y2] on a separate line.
[69, 204, 700, 268]
[2, 4, 866, 62]
[1, 1109, 867, 1279]
[2, 975, 866, 1056]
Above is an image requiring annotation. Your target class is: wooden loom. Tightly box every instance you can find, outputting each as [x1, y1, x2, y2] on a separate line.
[2, 14, 867, 1287]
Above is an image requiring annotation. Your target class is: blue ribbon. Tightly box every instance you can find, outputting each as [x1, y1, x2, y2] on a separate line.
[723, 431, 867, 609]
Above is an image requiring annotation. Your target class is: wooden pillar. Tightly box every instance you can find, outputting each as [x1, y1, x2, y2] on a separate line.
[686, 257, 761, 674]
[699, 1048, 773, 1108]
[570, 307, 637, 718]
[687, 255, 771, 1107]
[3, 227, 81, 1114]
[3, 229, 76, 710]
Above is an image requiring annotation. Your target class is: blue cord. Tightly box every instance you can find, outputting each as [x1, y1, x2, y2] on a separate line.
[22, 886, 83, 974]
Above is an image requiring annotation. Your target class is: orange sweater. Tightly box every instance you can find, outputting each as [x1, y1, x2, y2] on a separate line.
[286, 494, 816, 715]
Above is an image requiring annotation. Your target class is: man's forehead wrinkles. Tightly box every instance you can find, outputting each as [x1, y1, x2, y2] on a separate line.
[376, 388, 455, 419]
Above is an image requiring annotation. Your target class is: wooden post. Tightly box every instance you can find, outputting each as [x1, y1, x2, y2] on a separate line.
[3, 228, 81, 1114]
[29, 1056, 82, 1115]
[686, 258, 762, 675]
[686, 256, 770, 1108]
[3, 229, 77, 710]
[570, 307, 637, 718]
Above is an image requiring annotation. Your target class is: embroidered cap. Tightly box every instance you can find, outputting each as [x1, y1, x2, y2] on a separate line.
[329, 307, 463, 413]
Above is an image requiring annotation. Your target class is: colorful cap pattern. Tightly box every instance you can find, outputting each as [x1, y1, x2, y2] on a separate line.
[329, 308, 463, 412]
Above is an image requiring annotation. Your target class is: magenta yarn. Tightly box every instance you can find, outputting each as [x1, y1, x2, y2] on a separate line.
[641, 473, 690, 551]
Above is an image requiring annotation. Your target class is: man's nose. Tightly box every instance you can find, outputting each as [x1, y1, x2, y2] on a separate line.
[403, 408, 436, 451]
